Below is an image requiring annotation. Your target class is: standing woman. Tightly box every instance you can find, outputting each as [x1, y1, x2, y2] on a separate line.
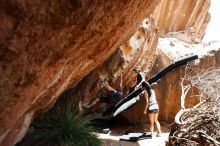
[144, 84, 162, 138]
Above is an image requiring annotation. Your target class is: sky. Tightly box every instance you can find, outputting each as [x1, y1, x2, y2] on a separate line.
[203, 0, 220, 42]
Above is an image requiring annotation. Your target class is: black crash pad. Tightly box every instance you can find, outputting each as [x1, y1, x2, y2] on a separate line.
[103, 54, 198, 117]
[120, 132, 152, 142]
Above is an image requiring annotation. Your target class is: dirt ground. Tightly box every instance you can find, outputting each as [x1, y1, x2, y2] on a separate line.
[98, 122, 170, 146]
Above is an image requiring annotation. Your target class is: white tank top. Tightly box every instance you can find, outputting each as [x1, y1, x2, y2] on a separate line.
[148, 89, 159, 110]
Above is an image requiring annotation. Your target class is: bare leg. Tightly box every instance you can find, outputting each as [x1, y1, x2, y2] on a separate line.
[148, 113, 155, 137]
[154, 112, 161, 135]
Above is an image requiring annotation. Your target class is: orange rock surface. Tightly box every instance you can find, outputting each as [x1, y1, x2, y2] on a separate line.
[154, 39, 220, 122]
[0, 0, 160, 145]
[152, 0, 210, 39]
[0, 0, 216, 145]
[75, 17, 159, 119]
[119, 40, 220, 124]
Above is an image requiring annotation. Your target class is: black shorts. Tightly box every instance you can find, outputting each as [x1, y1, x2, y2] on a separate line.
[148, 109, 159, 113]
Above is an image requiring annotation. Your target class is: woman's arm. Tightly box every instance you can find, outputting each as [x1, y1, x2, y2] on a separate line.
[103, 82, 117, 93]
[119, 74, 123, 90]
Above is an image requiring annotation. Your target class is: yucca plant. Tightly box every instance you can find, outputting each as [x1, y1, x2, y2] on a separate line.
[18, 103, 101, 146]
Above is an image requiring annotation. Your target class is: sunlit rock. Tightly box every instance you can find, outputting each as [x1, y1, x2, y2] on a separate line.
[152, 0, 211, 41]
[153, 38, 220, 122]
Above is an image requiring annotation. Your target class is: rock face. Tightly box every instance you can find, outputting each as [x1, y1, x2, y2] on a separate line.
[152, 0, 211, 40]
[119, 0, 212, 124]
[0, 0, 161, 145]
[104, 0, 213, 124]
[74, 17, 159, 124]
[0, 0, 215, 145]
[154, 39, 220, 122]
[116, 39, 220, 124]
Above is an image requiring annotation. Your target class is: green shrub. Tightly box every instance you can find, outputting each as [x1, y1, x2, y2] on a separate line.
[18, 103, 101, 146]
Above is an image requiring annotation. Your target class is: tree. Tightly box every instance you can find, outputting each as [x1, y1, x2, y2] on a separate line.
[169, 65, 220, 146]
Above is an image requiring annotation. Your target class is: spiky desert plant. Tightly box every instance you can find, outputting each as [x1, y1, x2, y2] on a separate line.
[18, 102, 101, 146]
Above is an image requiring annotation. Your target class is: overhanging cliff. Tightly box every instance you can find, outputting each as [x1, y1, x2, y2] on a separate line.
[0, 1, 160, 145]
[0, 0, 216, 145]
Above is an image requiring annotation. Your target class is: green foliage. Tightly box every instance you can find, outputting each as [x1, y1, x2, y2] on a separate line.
[18, 103, 101, 146]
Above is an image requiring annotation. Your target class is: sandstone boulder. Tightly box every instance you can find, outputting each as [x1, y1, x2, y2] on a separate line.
[0, 1, 160, 145]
